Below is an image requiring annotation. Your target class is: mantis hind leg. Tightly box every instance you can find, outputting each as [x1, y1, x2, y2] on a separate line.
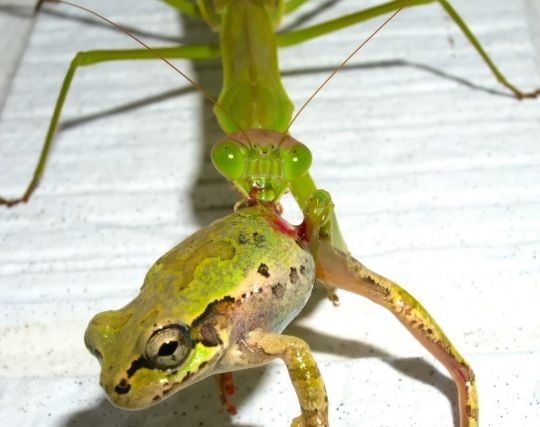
[0, 44, 220, 207]
[314, 240, 478, 427]
[278, 0, 539, 99]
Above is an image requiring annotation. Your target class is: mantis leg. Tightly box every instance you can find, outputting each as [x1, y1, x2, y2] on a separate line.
[277, 0, 540, 99]
[302, 189, 340, 305]
[292, 174, 347, 253]
[284, 0, 310, 15]
[244, 330, 329, 427]
[314, 240, 478, 427]
[158, 0, 201, 18]
[0, 44, 220, 207]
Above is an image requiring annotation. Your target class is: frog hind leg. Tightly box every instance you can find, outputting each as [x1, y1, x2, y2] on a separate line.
[215, 372, 237, 415]
[244, 330, 329, 427]
[314, 240, 478, 427]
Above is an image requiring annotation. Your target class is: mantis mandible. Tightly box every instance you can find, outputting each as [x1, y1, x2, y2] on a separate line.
[1, 0, 540, 427]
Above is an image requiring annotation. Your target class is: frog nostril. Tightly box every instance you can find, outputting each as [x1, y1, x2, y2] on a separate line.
[115, 379, 131, 395]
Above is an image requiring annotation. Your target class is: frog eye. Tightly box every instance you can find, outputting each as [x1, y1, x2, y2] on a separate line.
[146, 325, 191, 370]
[282, 142, 312, 181]
[211, 139, 248, 181]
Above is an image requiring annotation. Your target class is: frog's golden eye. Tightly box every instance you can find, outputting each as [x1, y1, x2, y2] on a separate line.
[146, 325, 191, 370]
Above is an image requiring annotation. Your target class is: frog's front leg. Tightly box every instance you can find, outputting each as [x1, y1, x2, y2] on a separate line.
[314, 241, 478, 427]
[244, 330, 329, 427]
[215, 372, 237, 415]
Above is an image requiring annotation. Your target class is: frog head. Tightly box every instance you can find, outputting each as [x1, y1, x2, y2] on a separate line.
[84, 283, 230, 408]
[211, 129, 312, 202]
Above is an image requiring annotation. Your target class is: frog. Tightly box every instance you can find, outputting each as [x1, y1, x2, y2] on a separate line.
[84, 202, 329, 426]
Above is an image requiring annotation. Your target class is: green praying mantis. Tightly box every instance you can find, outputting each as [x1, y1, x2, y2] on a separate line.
[1, 0, 539, 426]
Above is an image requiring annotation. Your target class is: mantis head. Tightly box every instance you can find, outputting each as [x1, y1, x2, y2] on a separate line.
[211, 129, 312, 202]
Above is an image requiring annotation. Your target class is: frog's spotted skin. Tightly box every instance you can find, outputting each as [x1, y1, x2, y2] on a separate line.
[86, 200, 477, 427]
[85, 204, 315, 409]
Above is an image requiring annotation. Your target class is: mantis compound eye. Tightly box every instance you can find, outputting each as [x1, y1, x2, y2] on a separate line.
[145, 325, 191, 370]
[282, 142, 312, 181]
[211, 139, 248, 181]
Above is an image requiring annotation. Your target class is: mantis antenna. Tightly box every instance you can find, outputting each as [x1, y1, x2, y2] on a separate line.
[37, 0, 252, 144]
[283, 0, 412, 136]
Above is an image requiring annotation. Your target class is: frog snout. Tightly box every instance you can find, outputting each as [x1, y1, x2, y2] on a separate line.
[103, 374, 141, 409]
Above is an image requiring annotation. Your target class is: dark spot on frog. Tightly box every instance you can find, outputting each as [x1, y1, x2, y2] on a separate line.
[257, 263, 270, 278]
[199, 323, 222, 347]
[191, 296, 236, 328]
[114, 379, 131, 395]
[271, 282, 285, 299]
[153, 395, 160, 401]
[466, 404, 473, 418]
[289, 267, 299, 284]
[127, 356, 152, 378]
[253, 232, 265, 247]
[300, 265, 306, 275]
[182, 370, 195, 383]
[365, 275, 390, 298]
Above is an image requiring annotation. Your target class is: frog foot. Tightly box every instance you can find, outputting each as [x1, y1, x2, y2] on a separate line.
[324, 285, 340, 306]
[291, 413, 329, 427]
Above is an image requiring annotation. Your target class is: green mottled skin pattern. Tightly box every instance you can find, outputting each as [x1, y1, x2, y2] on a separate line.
[85, 204, 314, 409]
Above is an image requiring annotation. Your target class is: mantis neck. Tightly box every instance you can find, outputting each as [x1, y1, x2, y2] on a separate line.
[214, 0, 294, 133]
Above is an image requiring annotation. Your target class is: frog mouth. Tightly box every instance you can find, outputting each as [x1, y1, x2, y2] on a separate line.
[104, 343, 222, 409]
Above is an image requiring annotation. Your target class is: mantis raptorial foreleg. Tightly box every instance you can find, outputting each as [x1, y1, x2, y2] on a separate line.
[278, 0, 540, 99]
[0, 44, 219, 207]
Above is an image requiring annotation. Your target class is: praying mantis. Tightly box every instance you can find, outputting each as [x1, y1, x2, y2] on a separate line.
[1, 0, 540, 427]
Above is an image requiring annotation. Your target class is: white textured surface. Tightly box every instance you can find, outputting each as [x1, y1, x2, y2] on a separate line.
[0, 0, 36, 106]
[1, 1, 539, 426]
